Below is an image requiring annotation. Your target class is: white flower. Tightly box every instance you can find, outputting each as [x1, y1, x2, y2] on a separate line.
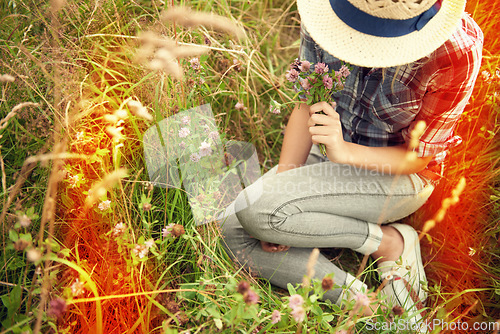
[144, 238, 155, 249]
[162, 224, 174, 237]
[199, 141, 212, 157]
[190, 153, 201, 162]
[178, 127, 190, 138]
[71, 279, 85, 296]
[291, 306, 305, 323]
[113, 222, 126, 237]
[181, 115, 191, 124]
[18, 214, 32, 228]
[98, 200, 111, 211]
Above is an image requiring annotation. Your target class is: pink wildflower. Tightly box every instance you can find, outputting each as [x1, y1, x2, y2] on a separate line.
[178, 127, 190, 138]
[98, 200, 111, 211]
[291, 306, 305, 323]
[271, 310, 281, 324]
[48, 298, 67, 318]
[199, 141, 212, 157]
[190, 153, 201, 162]
[288, 294, 304, 310]
[208, 131, 219, 140]
[189, 57, 200, 70]
[18, 214, 31, 228]
[270, 107, 280, 114]
[162, 223, 175, 237]
[299, 60, 311, 72]
[338, 64, 351, 78]
[179, 141, 186, 149]
[354, 292, 371, 307]
[300, 78, 312, 90]
[285, 69, 300, 83]
[181, 115, 191, 124]
[323, 75, 333, 90]
[113, 222, 127, 237]
[243, 289, 260, 305]
[235, 102, 246, 111]
[314, 62, 329, 75]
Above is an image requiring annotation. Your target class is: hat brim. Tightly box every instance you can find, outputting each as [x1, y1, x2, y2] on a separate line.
[297, 0, 466, 68]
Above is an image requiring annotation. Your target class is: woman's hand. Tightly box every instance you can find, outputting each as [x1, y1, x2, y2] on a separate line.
[260, 241, 290, 253]
[307, 101, 349, 163]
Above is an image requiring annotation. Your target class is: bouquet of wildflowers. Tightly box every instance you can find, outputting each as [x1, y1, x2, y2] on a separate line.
[286, 59, 351, 155]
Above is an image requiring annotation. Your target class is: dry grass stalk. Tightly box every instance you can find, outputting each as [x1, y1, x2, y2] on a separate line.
[161, 6, 246, 40]
[406, 120, 426, 162]
[419, 176, 466, 239]
[0, 102, 39, 131]
[84, 168, 128, 207]
[302, 248, 320, 288]
[0, 74, 15, 82]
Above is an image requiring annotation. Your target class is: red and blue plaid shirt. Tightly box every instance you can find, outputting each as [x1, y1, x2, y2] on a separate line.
[299, 13, 483, 163]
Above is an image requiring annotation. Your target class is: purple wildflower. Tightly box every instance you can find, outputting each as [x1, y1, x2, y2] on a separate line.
[314, 62, 329, 75]
[162, 223, 175, 237]
[199, 141, 212, 157]
[299, 60, 311, 72]
[189, 57, 200, 70]
[243, 289, 260, 305]
[208, 131, 219, 140]
[48, 298, 67, 318]
[285, 69, 300, 83]
[271, 310, 281, 324]
[235, 102, 246, 111]
[354, 292, 371, 307]
[291, 306, 305, 323]
[288, 294, 304, 310]
[190, 153, 201, 162]
[300, 78, 313, 90]
[178, 127, 190, 138]
[338, 64, 351, 78]
[289, 58, 302, 71]
[323, 75, 333, 90]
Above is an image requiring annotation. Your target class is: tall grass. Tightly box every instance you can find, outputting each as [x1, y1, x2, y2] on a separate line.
[0, 0, 498, 333]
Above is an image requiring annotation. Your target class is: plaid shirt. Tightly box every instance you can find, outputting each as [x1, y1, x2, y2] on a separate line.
[299, 13, 483, 163]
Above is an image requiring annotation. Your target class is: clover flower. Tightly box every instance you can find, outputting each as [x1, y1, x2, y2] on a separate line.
[337, 64, 351, 78]
[299, 60, 311, 72]
[285, 69, 300, 83]
[189, 57, 200, 70]
[243, 289, 259, 305]
[288, 294, 304, 310]
[300, 78, 313, 90]
[271, 310, 281, 324]
[323, 75, 333, 90]
[71, 279, 85, 297]
[98, 200, 111, 211]
[291, 306, 305, 323]
[179, 141, 186, 149]
[48, 298, 67, 318]
[314, 62, 329, 75]
[354, 292, 371, 307]
[322, 276, 334, 291]
[113, 222, 127, 237]
[190, 153, 201, 162]
[181, 115, 191, 124]
[178, 127, 190, 138]
[235, 102, 246, 111]
[208, 131, 219, 140]
[18, 214, 32, 228]
[199, 141, 212, 157]
[162, 223, 175, 237]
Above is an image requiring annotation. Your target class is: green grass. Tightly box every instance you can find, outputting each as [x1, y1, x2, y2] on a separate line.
[0, 0, 499, 333]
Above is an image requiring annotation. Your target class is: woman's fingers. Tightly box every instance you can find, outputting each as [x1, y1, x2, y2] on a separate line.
[309, 101, 336, 116]
[260, 241, 290, 253]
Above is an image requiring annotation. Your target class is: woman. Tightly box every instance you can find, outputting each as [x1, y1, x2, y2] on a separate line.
[220, 0, 483, 322]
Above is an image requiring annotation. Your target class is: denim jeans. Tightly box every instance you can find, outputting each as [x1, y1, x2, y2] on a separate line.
[219, 145, 434, 304]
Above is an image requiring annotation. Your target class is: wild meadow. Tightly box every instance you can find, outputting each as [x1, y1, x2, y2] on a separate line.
[0, 0, 499, 333]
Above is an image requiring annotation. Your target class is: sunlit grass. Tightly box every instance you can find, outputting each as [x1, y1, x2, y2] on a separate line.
[0, 0, 498, 333]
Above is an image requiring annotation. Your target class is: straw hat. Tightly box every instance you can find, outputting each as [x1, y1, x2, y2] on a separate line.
[297, 0, 466, 68]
